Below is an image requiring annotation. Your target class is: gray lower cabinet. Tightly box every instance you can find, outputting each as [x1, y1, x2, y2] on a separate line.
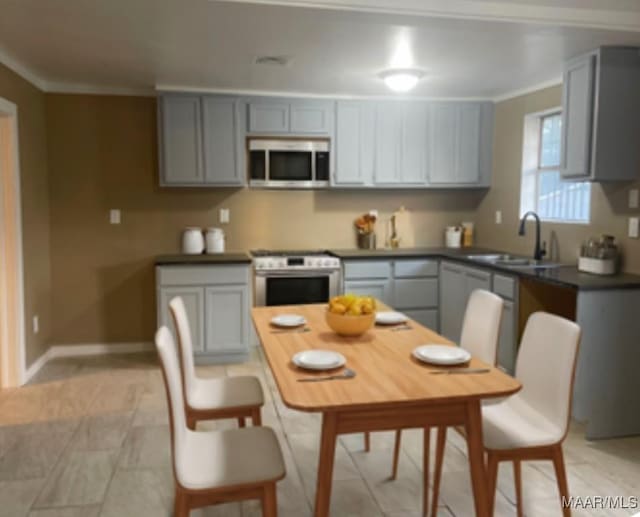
[439, 261, 491, 342]
[156, 264, 250, 363]
[342, 258, 439, 330]
[158, 94, 245, 187]
[440, 261, 518, 372]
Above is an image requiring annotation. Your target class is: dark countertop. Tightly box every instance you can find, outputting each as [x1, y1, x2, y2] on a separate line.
[155, 252, 252, 265]
[330, 247, 640, 291]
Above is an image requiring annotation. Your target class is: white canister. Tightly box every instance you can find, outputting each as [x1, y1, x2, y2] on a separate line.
[205, 228, 225, 254]
[182, 227, 204, 255]
[445, 226, 462, 248]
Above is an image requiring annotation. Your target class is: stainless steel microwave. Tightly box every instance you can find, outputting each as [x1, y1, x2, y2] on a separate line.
[248, 139, 330, 188]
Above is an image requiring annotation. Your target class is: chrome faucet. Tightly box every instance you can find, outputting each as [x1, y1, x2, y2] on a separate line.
[518, 211, 546, 261]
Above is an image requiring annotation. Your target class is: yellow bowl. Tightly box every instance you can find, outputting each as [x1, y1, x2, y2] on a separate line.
[325, 310, 376, 337]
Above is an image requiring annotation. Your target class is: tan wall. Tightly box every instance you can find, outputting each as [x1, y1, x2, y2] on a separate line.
[475, 85, 640, 273]
[46, 94, 483, 344]
[0, 63, 52, 367]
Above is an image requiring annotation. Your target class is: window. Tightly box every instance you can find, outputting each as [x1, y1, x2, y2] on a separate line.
[520, 110, 590, 223]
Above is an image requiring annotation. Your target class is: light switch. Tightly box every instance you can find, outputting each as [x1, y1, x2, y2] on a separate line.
[629, 217, 639, 238]
[630, 189, 639, 209]
[109, 209, 121, 224]
[33, 315, 39, 334]
[495, 210, 502, 224]
[219, 208, 230, 224]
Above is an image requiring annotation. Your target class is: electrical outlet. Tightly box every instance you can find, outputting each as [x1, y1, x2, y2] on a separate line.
[629, 217, 640, 238]
[32, 315, 39, 334]
[630, 189, 639, 209]
[109, 209, 121, 224]
[219, 208, 230, 224]
[495, 210, 502, 224]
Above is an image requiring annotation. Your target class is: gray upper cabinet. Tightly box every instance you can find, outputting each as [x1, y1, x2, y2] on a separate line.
[202, 97, 244, 186]
[374, 102, 427, 186]
[158, 94, 245, 187]
[428, 103, 489, 186]
[248, 101, 289, 133]
[334, 101, 375, 186]
[561, 47, 640, 181]
[247, 98, 334, 135]
[159, 95, 203, 185]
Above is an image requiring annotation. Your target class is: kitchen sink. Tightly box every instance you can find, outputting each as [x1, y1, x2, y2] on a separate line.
[463, 253, 561, 269]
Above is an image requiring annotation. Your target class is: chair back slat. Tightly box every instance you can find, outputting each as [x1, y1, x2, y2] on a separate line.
[460, 289, 504, 365]
[169, 297, 197, 396]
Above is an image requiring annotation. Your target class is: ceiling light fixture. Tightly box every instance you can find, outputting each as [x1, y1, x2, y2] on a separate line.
[379, 68, 425, 93]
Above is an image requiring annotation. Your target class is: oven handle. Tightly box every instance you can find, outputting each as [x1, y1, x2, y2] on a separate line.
[254, 269, 340, 277]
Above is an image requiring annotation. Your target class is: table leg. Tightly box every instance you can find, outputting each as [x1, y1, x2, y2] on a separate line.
[465, 400, 489, 517]
[314, 412, 338, 517]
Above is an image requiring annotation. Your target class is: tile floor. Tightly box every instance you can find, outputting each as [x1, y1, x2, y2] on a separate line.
[0, 350, 638, 516]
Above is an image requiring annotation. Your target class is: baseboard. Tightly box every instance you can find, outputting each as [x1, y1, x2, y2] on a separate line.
[23, 341, 154, 384]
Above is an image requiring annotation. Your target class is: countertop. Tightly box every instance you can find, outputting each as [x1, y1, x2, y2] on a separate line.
[155, 252, 252, 265]
[329, 247, 640, 291]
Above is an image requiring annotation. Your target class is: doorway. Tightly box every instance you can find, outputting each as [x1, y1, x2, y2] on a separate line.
[0, 97, 25, 388]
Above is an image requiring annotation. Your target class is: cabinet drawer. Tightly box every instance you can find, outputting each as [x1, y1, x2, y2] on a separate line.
[394, 278, 438, 308]
[403, 309, 438, 331]
[493, 274, 516, 300]
[343, 260, 391, 280]
[157, 265, 249, 286]
[394, 259, 438, 278]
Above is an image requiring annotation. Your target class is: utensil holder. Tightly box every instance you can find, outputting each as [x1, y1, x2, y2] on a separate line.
[357, 232, 376, 250]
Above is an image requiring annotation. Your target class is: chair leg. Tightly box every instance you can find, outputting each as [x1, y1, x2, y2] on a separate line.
[552, 445, 571, 517]
[513, 459, 524, 517]
[262, 482, 277, 517]
[486, 452, 499, 517]
[174, 488, 190, 517]
[364, 431, 371, 452]
[238, 417, 246, 428]
[430, 427, 447, 517]
[422, 427, 431, 516]
[391, 429, 402, 480]
[252, 408, 262, 426]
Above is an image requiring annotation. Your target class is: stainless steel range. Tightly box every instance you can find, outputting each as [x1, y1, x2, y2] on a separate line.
[252, 250, 341, 307]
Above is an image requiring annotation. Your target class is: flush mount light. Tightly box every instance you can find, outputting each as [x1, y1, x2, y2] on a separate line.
[379, 68, 425, 93]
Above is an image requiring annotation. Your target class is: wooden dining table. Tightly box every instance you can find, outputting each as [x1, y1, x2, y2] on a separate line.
[252, 303, 521, 517]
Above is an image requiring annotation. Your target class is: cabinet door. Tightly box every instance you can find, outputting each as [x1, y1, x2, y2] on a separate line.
[159, 96, 203, 185]
[204, 285, 248, 353]
[374, 104, 401, 184]
[439, 262, 466, 342]
[497, 300, 516, 374]
[344, 279, 392, 306]
[159, 287, 205, 352]
[394, 278, 438, 309]
[248, 102, 289, 133]
[403, 309, 438, 331]
[400, 103, 428, 184]
[202, 97, 243, 186]
[464, 266, 492, 294]
[561, 53, 596, 179]
[334, 102, 374, 185]
[290, 102, 332, 134]
[457, 104, 482, 184]
[428, 104, 457, 185]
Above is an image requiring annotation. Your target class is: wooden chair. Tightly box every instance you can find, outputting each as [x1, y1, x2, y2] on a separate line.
[482, 312, 580, 517]
[155, 326, 286, 517]
[169, 296, 264, 430]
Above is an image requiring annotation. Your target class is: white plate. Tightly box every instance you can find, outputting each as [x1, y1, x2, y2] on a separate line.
[271, 314, 307, 328]
[292, 350, 346, 371]
[375, 311, 409, 325]
[412, 345, 471, 366]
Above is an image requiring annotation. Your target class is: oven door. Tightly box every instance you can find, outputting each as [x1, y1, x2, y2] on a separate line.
[255, 271, 340, 307]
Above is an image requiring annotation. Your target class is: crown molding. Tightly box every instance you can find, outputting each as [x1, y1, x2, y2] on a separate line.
[491, 76, 563, 103]
[0, 46, 48, 91]
[46, 82, 155, 97]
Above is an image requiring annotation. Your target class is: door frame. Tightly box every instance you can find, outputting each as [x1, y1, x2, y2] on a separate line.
[0, 97, 26, 387]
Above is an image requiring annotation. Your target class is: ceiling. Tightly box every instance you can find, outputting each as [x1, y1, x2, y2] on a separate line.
[1, 0, 640, 100]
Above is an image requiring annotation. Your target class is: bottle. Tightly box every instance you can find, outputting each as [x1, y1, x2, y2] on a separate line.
[205, 228, 225, 254]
